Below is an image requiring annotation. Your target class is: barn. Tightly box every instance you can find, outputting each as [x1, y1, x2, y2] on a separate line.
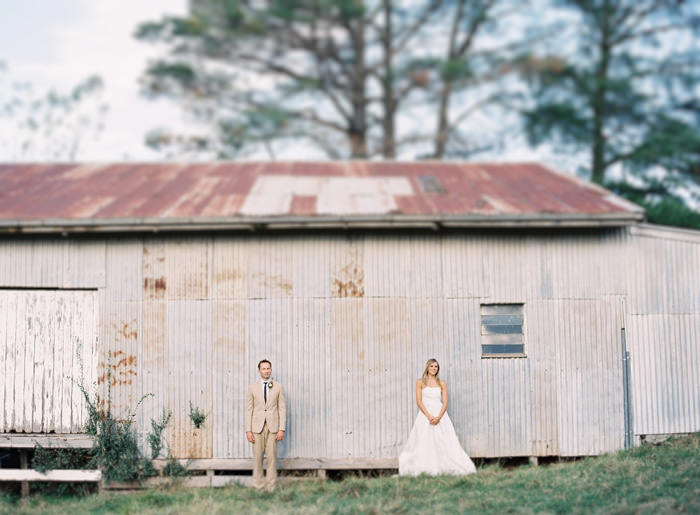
[0, 161, 698, 475]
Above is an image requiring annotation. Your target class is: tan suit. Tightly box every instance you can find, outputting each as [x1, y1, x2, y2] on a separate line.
[245, 380, 286, 491]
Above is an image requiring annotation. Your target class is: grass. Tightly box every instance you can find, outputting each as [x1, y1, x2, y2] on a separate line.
[2, 434, 699, 514]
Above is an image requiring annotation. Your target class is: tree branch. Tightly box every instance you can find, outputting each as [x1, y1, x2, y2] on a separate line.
[237, 53, 354, 122]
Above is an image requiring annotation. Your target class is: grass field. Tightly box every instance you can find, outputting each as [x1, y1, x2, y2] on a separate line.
[2, 434, 698, 514]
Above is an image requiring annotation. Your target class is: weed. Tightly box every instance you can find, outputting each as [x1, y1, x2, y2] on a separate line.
[161, 454, 190, 478]
[147, 409, 172, 459]
[188, 402, 207, 429]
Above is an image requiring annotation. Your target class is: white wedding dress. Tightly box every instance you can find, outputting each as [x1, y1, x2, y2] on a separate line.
[398, 387, 477, 476]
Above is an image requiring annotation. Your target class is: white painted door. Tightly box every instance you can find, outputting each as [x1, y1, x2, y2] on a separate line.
[0, 289, 98, 433]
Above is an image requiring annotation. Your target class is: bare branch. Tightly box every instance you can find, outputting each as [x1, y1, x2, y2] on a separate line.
[243, 97, 348, 134]
[237, 53, 353, 122]
[455, 0, 498, 57]
[445, 92, 502, 131]
[390, 0, 444, 57]
[613, 21, 694, 46]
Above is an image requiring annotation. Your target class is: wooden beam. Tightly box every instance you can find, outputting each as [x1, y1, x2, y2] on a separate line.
[105, 475, 319, 490]
[19, 450, 29, 497]
[152, 457, 397, 471]
[0, 469, 102, 482]
[0, 434, 94, 449]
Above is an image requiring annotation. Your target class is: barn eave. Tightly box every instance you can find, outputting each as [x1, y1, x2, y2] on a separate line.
[0, 211, 644, 234]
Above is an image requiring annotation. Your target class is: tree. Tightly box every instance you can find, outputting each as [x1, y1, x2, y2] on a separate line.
[135, 0, 534, 159]
[0, 63, 108, 161]
[521, 0, 700, 185]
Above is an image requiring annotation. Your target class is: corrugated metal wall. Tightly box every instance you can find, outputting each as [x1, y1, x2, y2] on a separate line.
[95, 230, 633, 459]
[626, 225, 700, 436]
[1, 224, 698, 459]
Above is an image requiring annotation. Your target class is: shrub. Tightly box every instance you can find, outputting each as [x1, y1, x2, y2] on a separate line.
[32, 350, 186, 490]
[73, 369, 161, 483]
[31, 445, 94, 496]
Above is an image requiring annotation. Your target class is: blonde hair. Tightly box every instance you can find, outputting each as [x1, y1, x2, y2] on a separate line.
[421, 358, 440, 385]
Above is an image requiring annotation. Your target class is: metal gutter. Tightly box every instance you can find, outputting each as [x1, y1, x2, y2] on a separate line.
[0, 211, 644, 234]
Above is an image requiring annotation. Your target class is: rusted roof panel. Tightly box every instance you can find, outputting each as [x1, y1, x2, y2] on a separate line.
[0, 162, 644, 231]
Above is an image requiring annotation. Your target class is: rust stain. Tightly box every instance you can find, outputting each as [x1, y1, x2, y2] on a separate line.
[214, 269, 243, 284]
[188, 428, 203, 458]
[332, 247, 365, 297]
[255, 273, 292, 294]
[144, 276, 167, 298]
[113, 319, 138, 340]
[97, 350, 137, 386]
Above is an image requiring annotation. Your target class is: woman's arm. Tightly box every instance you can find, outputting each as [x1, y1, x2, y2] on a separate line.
[415, 380, 435, 420]
[435, 380, 448, 422]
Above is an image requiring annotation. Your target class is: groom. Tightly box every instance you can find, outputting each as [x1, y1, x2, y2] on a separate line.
[245, 359, 286, 491]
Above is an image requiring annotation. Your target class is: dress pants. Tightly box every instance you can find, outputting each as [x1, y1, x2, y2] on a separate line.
[252, 421, 278, 491]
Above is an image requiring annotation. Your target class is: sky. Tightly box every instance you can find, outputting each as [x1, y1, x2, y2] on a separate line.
[0, 0, 188, 161]
[0, 0, 695, 210]
[0, 0, 566, 166]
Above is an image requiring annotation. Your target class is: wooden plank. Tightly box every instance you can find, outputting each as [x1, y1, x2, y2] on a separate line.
[0, 433, 94, 448]
[0, 469, 102, 482]
[105, 475, 315, 490]
[20, 449, 29, 497]
[152, 457, 397, 471]
[13, 294, 27, 431]
[24, 293, 38, 432]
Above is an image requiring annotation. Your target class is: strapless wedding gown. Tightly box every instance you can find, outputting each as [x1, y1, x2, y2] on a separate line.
[398, 387, 477, 476]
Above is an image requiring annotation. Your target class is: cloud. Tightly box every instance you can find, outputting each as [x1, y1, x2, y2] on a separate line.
[0, 0, 188, 160]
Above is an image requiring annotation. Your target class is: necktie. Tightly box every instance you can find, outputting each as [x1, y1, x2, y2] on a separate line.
[264, 382, 268, 403]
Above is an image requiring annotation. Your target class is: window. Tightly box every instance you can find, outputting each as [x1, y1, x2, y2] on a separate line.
[480, 304, 525, 357]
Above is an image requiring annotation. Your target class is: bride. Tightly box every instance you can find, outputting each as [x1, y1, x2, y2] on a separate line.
[398, 358, 477, 476]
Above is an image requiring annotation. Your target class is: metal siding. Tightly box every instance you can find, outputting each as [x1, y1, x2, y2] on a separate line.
[627, 314, 700, 435]
[551, 298, 625, 455]
[166, 239, 210, 300]
[445, 299, 484, 456]
[628, 231, 700, 315]
[527, 300, 559, 455]
[212, 299, 248, 458]
[285, 298, 329, 458]
[140, 300, 167, 455]
[167, 300, 213, 458]
[101, 300, 140, 421]
[440, 234, 484, 298]
[328, 298, 366, 459]
[2, 223, 699, 460]
[0, 239, 105, 288]
[247, 238, 294, 299]
[625, 226, 700, 437]
[365, 297, 412, 458]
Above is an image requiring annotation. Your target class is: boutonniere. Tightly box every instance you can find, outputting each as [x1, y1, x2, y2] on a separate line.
[268, 381, 274, 389]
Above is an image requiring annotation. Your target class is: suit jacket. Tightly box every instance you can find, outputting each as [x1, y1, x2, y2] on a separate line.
[245, 380, 286, 433]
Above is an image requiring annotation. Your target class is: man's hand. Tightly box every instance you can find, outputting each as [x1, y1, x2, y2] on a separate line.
[246, 431, 255, 443]
[276, 430, 285, 442]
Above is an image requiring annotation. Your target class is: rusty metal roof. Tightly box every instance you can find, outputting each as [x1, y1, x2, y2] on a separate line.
[0, 162, 644, 232]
